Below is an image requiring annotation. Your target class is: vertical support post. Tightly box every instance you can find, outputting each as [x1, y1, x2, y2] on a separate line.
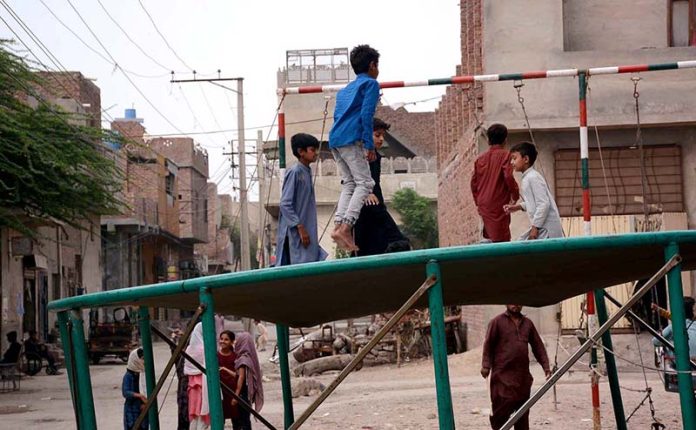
[278, 93, 286, 171]
[69, 309, 97, 429]
[257, 129, 266, 268]
[237, 78, 251, 273]
[57, 311, 79, 425]
[277, 91, 294, 429]
[664, 242, 696, 429]
[579, 71, 601, 429]
[426, 260, 455, 430]
[593, 290, 627, 430]
[138, 306, 160, 430]
[200, 288, 224, 429]
[276, 323, 294, 429]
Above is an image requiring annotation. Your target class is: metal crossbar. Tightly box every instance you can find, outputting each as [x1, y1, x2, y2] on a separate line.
[500, 254, 681, 430]
[288, 275, 437, 430]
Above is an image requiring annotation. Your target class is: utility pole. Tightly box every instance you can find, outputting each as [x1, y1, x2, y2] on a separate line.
[170, 75, 251, 273]
[236, 78, 251, 272]
[257, 130, 265, 268]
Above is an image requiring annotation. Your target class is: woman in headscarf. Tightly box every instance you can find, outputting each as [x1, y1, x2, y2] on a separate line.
[122, 347, 148, 430]
[232, 332, 264, 430]
[185, 322, 210, 429]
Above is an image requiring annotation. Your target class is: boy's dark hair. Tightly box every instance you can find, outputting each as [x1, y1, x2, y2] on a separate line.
[7, 331, 17, 342]
[373, 117, 390, 132]
[220, 330, 236, 341]
[291, 133, 319, 158]
[684, 297, 695, 320]
[137, 347, 144, 359]
[487, 123, 508, 145]
[350, 45, 380, 74]
[510, 141, 538, 166]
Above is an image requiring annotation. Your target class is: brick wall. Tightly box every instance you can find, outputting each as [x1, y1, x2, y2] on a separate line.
[435, 0, 495, 348]
[436, 0, 484, 248]
[35, 71, 101, 128]
[375, 106, 437, 159]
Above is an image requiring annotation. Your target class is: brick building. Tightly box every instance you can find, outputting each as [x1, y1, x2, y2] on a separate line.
[1, 72, 102, 347]
[436, 0, 696, 346]
[102, 110, 208, 322]
[194, 183, 234, 275]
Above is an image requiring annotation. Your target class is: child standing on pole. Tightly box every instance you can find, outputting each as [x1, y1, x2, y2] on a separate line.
[353, 117, 410, 255]
[504, 142, 563, 240]
[275, 133, 328, 266]
[471, 123, 519, 243]
[329, 45, 380, 251]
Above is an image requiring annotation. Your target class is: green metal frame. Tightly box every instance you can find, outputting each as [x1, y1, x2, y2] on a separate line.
[138, 307, 160, 430]
[47, 231, 696, 429]
[665, 243, 696, 429]
[276, 323, 294, 429]
[427, 261, 455, 429]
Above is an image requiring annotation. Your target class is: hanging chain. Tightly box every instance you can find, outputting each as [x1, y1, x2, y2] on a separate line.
[632, 76, 650, 223]
[514, 81, 536, 146]
[313, 97, 331, 187]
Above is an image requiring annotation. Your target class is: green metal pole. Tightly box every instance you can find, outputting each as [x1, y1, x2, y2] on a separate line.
[199, 288, 224, 429]
[68, 309, 97, 429]
[593, 289, 627, 430]
[138, 306, 160, 430]
[664, 242, 696, 429]
[276, 323, 294, 428]
[426, 260, 455, 430]
[57, 311, 79, 426]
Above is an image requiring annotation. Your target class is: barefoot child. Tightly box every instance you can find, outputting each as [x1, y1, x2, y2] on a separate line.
[218, 330, 238, 425]
[275, 133, 328, 266]
[504, 142, 563, 240]
[328, 44, 380, 251]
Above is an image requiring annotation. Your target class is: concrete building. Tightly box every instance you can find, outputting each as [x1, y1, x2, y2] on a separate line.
[268, 48, 438, 260]
[1, 72, 102, 347]
[436, 0, 696, 346]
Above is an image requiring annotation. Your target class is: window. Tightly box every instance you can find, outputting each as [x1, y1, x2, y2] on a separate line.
[670, 0, 696, 46]
[554, 145, 683, 217]
[165, 173, 175, 196]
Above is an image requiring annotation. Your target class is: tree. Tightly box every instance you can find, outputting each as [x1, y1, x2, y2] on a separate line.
[391, 188, 438, 249]
[0, 40, 123, 236]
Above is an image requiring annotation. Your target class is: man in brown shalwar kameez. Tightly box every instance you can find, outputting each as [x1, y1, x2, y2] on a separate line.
[481, 304, 551, 430]
[471, 123, 519, 243]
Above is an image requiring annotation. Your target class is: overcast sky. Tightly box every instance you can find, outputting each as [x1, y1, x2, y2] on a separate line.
[0, 0, 460, 200]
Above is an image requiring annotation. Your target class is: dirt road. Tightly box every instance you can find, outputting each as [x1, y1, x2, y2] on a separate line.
[0, 336, 686, 429]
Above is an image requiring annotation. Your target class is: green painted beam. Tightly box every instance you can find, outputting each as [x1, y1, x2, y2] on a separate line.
[138, 307, 160, 430]
[664, 243, 696, 429]
[47, 232, 696, 314]
[57, 311, 79, 426]
[69, 309, 97, 429]
[276, 324, 294, 429]
[200, 288, 225, 429]
[426, 261, 455, 429]
[594, 289, 627, 430]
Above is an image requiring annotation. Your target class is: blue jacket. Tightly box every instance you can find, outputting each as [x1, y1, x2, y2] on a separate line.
[329, 73, 380, 150]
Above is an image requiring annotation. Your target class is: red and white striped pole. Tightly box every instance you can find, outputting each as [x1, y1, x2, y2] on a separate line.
[578, 71, 601, 429]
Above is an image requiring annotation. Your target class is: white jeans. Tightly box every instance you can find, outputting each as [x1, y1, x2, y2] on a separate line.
[331, 143, 375, 225]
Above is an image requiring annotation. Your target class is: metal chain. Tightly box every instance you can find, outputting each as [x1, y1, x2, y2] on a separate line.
[632, 76, 650, 223]
[513, 81, 548, 179]
[313, 96, 331, 187]
[514, 81, 536, 146]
